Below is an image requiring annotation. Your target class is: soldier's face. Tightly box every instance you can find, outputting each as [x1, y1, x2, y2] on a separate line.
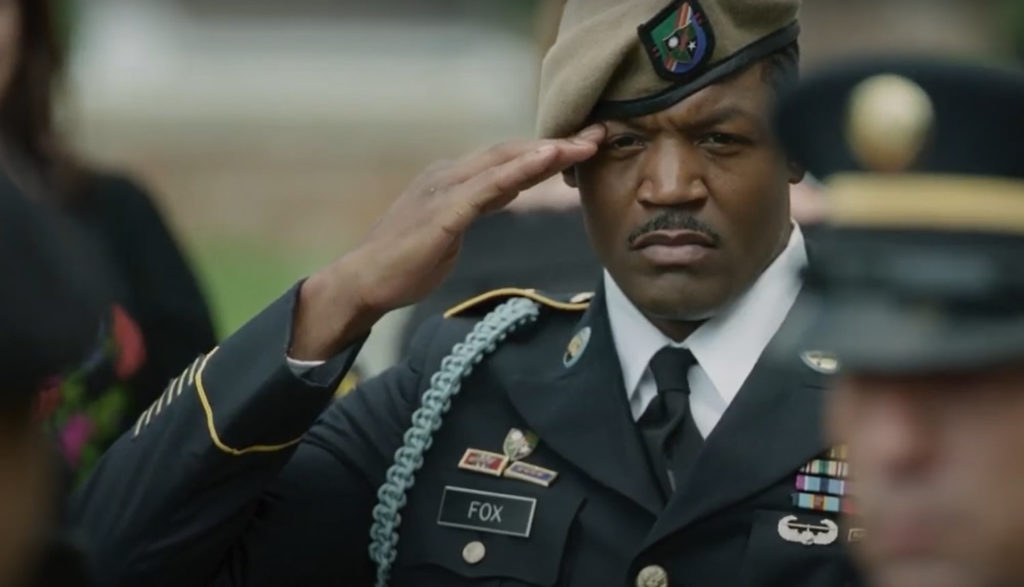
[570, 64, 799, 327]
[831, 364, 1024, 587]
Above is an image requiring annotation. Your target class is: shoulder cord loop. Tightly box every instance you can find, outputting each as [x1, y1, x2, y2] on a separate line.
[368, 297, 541, 586]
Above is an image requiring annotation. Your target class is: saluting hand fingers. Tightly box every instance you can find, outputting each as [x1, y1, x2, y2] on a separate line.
[438, 124, 606, 187]
[463, 127, 605, 212]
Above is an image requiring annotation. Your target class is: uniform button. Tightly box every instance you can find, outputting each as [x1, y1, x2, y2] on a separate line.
[462, 541, 486, 565]
[636, 564, 669, 587]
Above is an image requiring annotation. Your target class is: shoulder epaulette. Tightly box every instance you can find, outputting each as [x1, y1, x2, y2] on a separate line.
[444, 288, 593, 318]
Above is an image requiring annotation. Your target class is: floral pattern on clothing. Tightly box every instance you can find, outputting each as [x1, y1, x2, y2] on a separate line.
[40, 304, 145, 482]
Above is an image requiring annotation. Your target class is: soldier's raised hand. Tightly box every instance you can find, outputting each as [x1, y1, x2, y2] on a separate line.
[291, 124, 606, 359]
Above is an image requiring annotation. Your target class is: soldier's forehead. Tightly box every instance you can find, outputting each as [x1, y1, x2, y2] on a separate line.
[604, 95, 767, 130]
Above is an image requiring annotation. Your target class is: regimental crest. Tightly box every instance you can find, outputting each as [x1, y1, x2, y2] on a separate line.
[639, 0, 715, 82]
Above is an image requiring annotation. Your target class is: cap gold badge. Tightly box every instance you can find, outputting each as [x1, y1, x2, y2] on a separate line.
[846, 74, 935, 172]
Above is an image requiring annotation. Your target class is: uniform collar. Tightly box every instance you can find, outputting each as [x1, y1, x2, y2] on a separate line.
[605, 224, 808, 406]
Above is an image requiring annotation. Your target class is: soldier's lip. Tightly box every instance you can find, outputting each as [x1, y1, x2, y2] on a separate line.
[630, 230, 716, 250]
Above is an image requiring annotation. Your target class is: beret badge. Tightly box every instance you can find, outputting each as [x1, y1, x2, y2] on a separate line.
[639, 0, 716, 82]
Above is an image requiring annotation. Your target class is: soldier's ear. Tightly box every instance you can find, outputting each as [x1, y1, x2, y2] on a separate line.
[562, 166, 579, 188]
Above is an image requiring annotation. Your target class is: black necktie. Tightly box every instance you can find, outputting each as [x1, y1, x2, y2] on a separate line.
[639, 347, 703, 500]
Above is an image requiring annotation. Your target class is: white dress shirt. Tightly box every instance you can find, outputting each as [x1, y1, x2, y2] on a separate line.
[605, 225, 808, 438]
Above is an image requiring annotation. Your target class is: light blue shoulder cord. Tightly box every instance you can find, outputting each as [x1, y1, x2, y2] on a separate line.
[368, 297, 542, 587]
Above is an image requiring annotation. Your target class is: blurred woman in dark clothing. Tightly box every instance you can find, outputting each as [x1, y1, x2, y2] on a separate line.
[0, 171, 101, 587]
[0, 0, 216, 480]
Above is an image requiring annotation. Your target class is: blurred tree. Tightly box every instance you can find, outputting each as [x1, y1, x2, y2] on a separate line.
[56, 0, 78, 46]
[175, 0, 543, 34]
[1012, 0, 1024, 59]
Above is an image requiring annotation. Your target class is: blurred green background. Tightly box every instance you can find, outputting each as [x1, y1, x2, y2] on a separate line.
[192, 241, 331, 337]
[62, 0, 1023, 369]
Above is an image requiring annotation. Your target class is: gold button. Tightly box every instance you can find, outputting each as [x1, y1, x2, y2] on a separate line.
[636, 564, 669, 587]
[462, 541, 486, 565]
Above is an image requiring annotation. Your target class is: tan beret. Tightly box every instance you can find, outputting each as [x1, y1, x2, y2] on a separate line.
[538, 0, 800, 138]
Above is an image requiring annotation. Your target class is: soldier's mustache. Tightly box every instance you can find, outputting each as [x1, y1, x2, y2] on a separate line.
[627, 211, 722, 248]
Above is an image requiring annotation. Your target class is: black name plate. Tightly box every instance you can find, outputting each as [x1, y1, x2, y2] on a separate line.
[436, 486, 537, 538]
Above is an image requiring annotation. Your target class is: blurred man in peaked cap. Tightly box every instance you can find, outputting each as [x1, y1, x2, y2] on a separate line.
[775, 58, 1024, 587]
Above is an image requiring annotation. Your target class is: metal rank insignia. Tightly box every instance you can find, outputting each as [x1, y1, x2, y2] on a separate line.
[502, 428, 539, 462]
[792, 446, 854, 515]
[458, 449, 509, 477]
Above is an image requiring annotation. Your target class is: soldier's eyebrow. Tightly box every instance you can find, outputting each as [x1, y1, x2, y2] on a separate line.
[602, 118, 650, 133]
[604, 104, 763, 135]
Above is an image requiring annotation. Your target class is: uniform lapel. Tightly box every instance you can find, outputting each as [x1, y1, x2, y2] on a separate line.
[505, 288, 664, 515]
[642, 302, 832, 548]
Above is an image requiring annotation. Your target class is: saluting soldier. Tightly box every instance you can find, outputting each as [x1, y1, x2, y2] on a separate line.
[774, 59, 1024, 587]
[71, 1, 859, 586]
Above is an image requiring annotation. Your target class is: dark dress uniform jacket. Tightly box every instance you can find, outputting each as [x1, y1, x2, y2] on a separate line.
[70, 283, 858, 587]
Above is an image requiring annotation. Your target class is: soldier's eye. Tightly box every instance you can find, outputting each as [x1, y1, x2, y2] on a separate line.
[702, 132, 740, 145]
[607, 135, 645, 150]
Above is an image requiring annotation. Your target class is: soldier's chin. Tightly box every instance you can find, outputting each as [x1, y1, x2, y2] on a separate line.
[641, 298, 719, 323]
[630, 276, 732, 323]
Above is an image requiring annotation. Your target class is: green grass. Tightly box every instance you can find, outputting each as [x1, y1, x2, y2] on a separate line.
[190, 239, 335, 338]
